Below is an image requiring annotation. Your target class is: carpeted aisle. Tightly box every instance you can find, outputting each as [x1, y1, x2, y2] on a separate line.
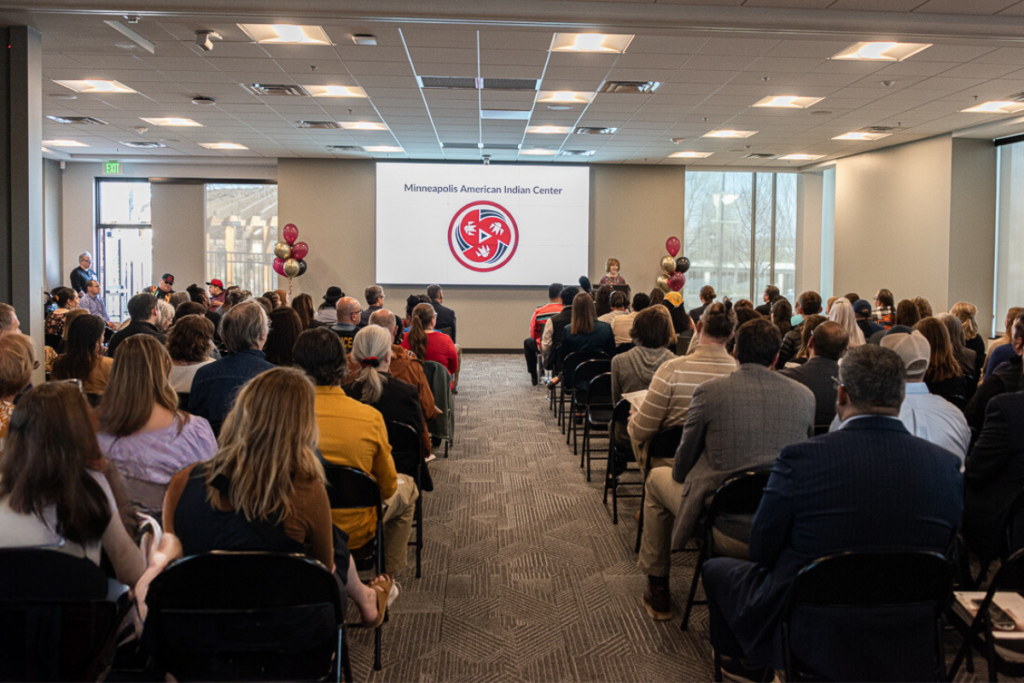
[346, 353, 712, 682]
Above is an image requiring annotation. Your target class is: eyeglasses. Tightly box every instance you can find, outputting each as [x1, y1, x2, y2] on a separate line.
[831, 376, 844, 390]
[59, 378, 84, 393]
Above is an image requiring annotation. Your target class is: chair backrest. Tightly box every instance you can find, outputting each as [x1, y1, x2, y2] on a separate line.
[323, 463, 383, 512]
[1006, 490, 1024, 558]
[144, 551, 344, 681]
[436, 326, 453, 339]
[177, 392, 190, 410]
[573, 358, 611, 391]
[386, 420, 421, 481]
[585, 373, 613, 408]
[421, 360, 454, 443]
[563, 351, 608, 385]
[0, 548, 122, 682]
[707, 471, 772, 520]
[813, 424, 830, 436]
[648, 426, 684, 462]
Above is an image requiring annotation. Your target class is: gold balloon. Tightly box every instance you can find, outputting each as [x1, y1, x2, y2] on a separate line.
[274, 242, 292, 259]
[661, 255, 677, 275]
[656, 274, 670, 292]
[283, 258, 301, 278]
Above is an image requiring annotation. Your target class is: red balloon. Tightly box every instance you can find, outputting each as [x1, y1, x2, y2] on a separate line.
[273, 257, 286, 276]
[666, 236, 681, 258]
[283, 223, 299, 246]
[290, 241, 309, 261]
[668, 272, 685, 291]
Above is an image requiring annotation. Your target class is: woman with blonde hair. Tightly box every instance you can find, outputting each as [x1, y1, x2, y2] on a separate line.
[950, 301, 986, 378]
[98, 335, 216, 511]
[983, 306, 1024, 380]
[155, 299, 174, 332]
[401, 302, 458, 376]
[163, 367, 392, 627]
[51, 314, 112, 394]
[559, 292, 616, 365]
[915, 317, 967, 405]
[827, 297, 864, 347]
[0, 334, 34, 452]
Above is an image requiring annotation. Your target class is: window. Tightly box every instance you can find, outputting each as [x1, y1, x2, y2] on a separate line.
[684, 171, 799, 311]
[205, 184, 279, 295]
[96, 179, 152, 322]
[995, 141, 1024, 336]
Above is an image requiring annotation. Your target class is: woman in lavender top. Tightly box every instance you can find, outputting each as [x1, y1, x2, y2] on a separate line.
[98, 335, 216, 511]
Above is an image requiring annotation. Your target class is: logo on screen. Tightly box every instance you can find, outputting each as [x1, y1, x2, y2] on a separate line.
[448, 201, 519, 272]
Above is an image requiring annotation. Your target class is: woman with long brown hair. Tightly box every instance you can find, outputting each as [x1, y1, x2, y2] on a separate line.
[51, 314, 112, 394]
[163, 367, 392, 628]
[0, 334, 34, 452]
[98, 335, 216, 511]
[401, 302, 458, 376]
[264, 306, 303, 366]
[558, 291, 615, 366]
[915, 317, 967, 405]
[290, 293, 321, 330]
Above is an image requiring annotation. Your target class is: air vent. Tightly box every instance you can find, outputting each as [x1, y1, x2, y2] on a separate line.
[561, 149, 596, 157]
[119, 140, 166, 148]
[810, 110, 833, 116]
[599, 80, 661, 94]
[745, 153, 776, 160]
[418, 76, 480, 90]
[482, 143, 521, 150]
[863, 125, 898, 132]
[1007, 92, 1024, 102]
[482, 78, 540, 91]
[242, 83, 309, 97]
[297, 121, 342, 129]
[575, 127, 617, 135]
[46, 115, 107, 125]
[325, 145, 365, 152]
[442, 142, 483, 150]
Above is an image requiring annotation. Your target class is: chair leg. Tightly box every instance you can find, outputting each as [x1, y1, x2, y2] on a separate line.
[340, 625, 353, 683]
[612, 470, 619, 525]
[713, 648, 723, 683]
[444, 441, 449, 458]
[634, 483, 646, 554]
[680, 543, 708, 631]
[585, 423, 593, 482]
[373, 623, 382, 671]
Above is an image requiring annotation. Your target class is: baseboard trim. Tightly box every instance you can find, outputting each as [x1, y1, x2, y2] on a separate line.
[463, 348, 520, 354]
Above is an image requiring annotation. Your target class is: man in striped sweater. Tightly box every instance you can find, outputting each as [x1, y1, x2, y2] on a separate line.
[628, 302, 737, 471]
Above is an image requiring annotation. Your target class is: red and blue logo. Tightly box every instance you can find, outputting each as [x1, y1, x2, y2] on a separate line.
[448, 201, 518, 272]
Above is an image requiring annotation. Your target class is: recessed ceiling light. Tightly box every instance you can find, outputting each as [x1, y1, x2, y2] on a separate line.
[537, 91, 595, 104]
[527, 125, 571, 134]
[520, 149, 558, 156]
[550, 33, 634, 53]
[351, 34, 377, 46]
[961, 101, 1024, 114]
[752, 95, 825, 109]
[304, 85, 368, 98]
[139, 117, 202, 127]
[42, 139, 88, 147]
[670, 151, 713, 159]
[365, 145, 403, 153]
[831, 41, 931, 62]
[703, 130, 758, 139]
[779, 153, 825, 161]
[199, 142, 248, 150]
[547, 104, 573, 111]
[833, 131, 891, 141]
[53, 79, 135, 94]
[237, 23, 331, 45]
[339, 121, 387, 130]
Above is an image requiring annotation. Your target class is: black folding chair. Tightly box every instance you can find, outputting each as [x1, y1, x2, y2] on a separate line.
[178, 392, 190, 411]
[436, 326, 453, 339]
[386, 420, 424, 579]
[613, 342, 634, 356]
[323, 464, 386, 671]
[949, 547, 1024, 681]
[568, 358, 611, 454]
[634, 426, 684, 554]
[143, 551, 349, 682]
[556, 351, 583, 431]
[777, 550, 951, 683]
[813, 424, 830, 437]
[0, 548, 129, 682]
[681, 470, 771, 631]
[581, 372, 613, 482]
[604, 399, 642, 524]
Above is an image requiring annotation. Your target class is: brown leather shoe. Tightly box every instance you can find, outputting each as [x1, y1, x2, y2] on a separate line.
[642, 580, 672, 621]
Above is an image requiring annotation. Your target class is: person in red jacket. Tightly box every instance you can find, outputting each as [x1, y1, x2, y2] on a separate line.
[523, 282, 564, 386]
[402, 303, 458, 380]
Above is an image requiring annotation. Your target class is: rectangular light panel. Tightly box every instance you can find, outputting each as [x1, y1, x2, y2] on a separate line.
[238, 24, 331, 45]
[831, 42, 931, 62]
[550, 33, 634, 53]
[54, 79, 135, 94]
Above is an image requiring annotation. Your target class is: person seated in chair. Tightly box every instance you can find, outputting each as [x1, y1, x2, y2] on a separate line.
[331, 297, 362, 352]
[541, 286, 579, 374]
[780, 321, 849, 428]
[639, 318, 814, 621]
[524, 282, 564, 386]
[702, 345, 962, 681]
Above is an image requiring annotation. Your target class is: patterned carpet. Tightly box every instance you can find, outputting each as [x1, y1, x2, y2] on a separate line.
[344, 353, 992, 683]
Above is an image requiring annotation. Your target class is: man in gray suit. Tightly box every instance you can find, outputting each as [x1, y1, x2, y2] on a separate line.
[780, 321, 849, 429]
[640, 318, 815, 621]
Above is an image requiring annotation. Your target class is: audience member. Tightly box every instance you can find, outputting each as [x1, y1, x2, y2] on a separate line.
[403, 294, 429, 331]
[754, 285, 780, 317]
[524, 282, 564, 385]
[541, 286, 578, 371]
[662, 292, 695, 353]
[777, 291, 822, 367]
[291, 293, 321, 331]
[427, 284, 457, 342]
[265, 306, 303, 366]
[894, 299, 922, 332]
[983, 306, 1024, 380]
[316, 286, 344, 325]
[51, 315, 112, 394]
[594, 284, 614, 319]
[781, 320, 849, 427]
[966, 312, 1023, 433]
[333, 296, 362, 352]
[728, 306, 764, 357]
[275, 289, 289, 307]
[164, 366, 392, 627]
[189, 301, 275, 435]
[853, 299, 884, 340]
[186, 283, 222, 331]
[639, 318, 814, 621]
[70, 252, 97, 295]
[825, 296, 838, 315]
[770, 297, 793, 338]
[611, 292, 649, 347]
[827, 297, 865, 347]
[938, 312, 978, 403]
[874, 288, 895, 329]
[167, 314, 216, 393]
[255, 296, 274, 318]
[599, 290, 629, 325]
[578, 275, 593, 296]
[79, 280, 118, 331]
[784, 314, 825, 367]
[45, 286, 78, 338]
[0, 303, 20, 339]
[912, 296, 933, 320]
[628, 303, 736, 471]
[294, 328, 417, 580]
[169, 291, 190, 310]
[558, 292, 615, 368]
[1, 382, 179, 595]
[689, 285, 716, 325]
[57, 308, 90, 354]
[648, 288, 665, 307]
[611, 307, 677, 406]
[107, 292, 166, 357]
[403, 302, 459, 377]
[220, 287, 250, 315]
[361, 286, 386, 327]
[151, 273, 175, 303]
[262, 291, 281, 308]
[0, 334, 34, 450]
[172, 301, 206, 323]
[843, 292, 860, 305]
[206, 278, 226, 311]
[156, 299, 175, 332]
[915, 317, 968, 406]
[703, 344, 962, 681]
[951, 301, 987, 379]
[98, 335, 216, 511]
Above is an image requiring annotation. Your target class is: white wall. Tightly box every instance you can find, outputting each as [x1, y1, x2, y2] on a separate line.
[151, 183, 206, 290]
[42, 159, 62, 290]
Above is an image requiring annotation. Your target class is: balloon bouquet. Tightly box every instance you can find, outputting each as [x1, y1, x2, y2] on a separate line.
[272, 223, 309, 296]
[655, 236, 690, 292]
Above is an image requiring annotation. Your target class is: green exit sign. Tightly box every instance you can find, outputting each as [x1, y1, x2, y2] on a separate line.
[104, 161, 121, 175]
